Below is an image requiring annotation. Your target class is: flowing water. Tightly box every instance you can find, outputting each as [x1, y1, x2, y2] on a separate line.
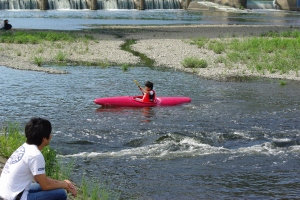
[0, 5, 300, 200]
[247, 0, 275, 9]
[1, 65, 300, 199]
[0, 9, 300, 30]
[0, 0, 289, 10]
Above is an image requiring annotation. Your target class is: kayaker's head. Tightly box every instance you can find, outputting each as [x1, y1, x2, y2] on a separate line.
[145, 81, 153, 91]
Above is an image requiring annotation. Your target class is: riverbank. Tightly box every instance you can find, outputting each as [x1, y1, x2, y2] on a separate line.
[0, 156, 6, 175]
[0, 25, 300, 81]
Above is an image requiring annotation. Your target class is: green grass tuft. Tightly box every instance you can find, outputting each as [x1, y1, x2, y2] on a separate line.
[182, 57, 208, 68]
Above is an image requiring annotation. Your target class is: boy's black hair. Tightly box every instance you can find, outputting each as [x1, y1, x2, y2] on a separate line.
[25, 118, 52, 146]
[145, 81, 154, 90]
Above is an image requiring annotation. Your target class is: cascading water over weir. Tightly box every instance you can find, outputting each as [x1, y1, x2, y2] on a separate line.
[0, 0, 298, 10]
[0, 0, 183, 9]
[247, 0, 275, 9]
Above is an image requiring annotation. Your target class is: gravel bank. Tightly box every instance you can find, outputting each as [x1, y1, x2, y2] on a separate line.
[1, 25, 300, 81]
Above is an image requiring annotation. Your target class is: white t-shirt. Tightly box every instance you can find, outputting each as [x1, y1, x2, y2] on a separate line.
[0, 143, 46, 200]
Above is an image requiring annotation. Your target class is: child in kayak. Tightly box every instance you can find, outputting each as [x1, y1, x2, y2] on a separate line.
[138, 81, 156, 102]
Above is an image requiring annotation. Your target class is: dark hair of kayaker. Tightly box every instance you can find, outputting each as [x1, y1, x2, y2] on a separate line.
[145, 81, 153, 89]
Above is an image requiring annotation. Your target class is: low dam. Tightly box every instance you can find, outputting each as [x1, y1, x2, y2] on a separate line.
[0, 0, 182, 9]
[0, 0, 299, 10]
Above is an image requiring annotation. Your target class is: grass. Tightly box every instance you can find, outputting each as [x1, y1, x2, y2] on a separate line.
[279, 80, 287, 86]
[189, 30, 300, 75]
[0, 122, 24, 158]
[0, 122, 121, 200]
[55, 51, 68, 62]
[34, 56, 43, 67]
[0, 31, 88, 44]
[189, 36, 209, 48]
[121, 63, 133, 71]
[181, 57, 208, 68]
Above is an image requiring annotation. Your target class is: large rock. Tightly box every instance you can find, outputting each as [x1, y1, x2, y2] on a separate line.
[275, 0, 300, 10]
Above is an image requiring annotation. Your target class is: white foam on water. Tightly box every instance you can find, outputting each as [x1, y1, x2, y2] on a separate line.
[61, 136, 227, 159]
[60, 131, 299, 159]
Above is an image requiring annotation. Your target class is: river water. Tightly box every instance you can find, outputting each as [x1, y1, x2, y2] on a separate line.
[1, 8, 300, 200]
[1, 65, 300, 199]
[0, 9, 300, 30]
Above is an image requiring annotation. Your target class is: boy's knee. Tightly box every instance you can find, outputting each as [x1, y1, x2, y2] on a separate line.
[58, 189, 68, 200]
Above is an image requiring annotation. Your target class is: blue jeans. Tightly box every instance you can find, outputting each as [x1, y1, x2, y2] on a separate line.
[27, 183, 67, 200]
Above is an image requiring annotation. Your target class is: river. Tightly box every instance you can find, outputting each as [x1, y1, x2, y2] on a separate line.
[1, 65, 299, 199]
[0, 9, 300, 30]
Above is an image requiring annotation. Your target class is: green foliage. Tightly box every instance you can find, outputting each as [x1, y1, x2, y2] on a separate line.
[189, 37, 209, 48]
[182, 57, 208, 68]
[55, 51, 68, 62]
[98, 60, 110, 68]
[0, 31, 93, 44]
[34, 56, 43, 67]
[190, 30, 300, 75]
[79, 175, 121, 200]
[42, 146, 59, 178]
[121, 63, 131, 71]
[239, 4, 245, 10]
[208, 40, 225, 54]
[0, 123, 25, 158]
[279, 80, 287, 86]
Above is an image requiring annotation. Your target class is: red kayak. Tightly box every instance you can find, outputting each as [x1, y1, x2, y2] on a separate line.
[94, 96, 191, 107]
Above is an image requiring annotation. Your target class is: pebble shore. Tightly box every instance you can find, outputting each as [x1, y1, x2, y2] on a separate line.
[1, 25, 300, 81]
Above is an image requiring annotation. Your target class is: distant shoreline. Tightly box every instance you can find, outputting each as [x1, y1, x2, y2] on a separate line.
[1, 24, 300, 81]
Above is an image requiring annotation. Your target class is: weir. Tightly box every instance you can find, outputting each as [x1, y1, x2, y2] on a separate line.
[247, 0, 275, 9]
[0, 0, 39, 9]
[0, 0, 181, 9]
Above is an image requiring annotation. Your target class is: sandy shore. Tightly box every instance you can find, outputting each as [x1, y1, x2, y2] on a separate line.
[1, 25, 300, 81]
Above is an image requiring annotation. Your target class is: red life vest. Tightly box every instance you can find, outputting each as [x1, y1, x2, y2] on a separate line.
[142, 90, 155, 102]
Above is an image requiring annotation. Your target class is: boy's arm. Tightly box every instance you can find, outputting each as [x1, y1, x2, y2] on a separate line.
[34, 174, 77, 197]
[139, 87, 146, 94]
